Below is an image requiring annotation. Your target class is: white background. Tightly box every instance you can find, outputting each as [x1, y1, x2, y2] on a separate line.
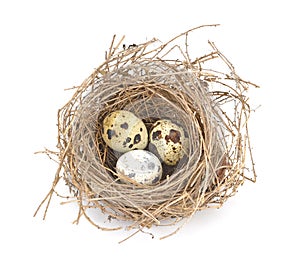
[1, 0, 299, 266]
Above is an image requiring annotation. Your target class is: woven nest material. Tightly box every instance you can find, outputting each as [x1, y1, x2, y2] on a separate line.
[35, 25, 258, 239]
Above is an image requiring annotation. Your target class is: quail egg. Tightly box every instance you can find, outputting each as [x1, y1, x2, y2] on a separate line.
[102, 110, 148, 153]
[149, 119, 189, 166]
[116, 150, 162, 185]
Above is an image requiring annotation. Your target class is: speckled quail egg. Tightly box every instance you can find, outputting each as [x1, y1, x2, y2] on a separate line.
[149, 119, 189, 166]
[116, 150, 162, 185]
[102, 110, 148, 153]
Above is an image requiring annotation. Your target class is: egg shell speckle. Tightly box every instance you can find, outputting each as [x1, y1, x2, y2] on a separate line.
[149, 119, 189, 166]
[102, 110, 148, 153]
[116, 150, 162, 185]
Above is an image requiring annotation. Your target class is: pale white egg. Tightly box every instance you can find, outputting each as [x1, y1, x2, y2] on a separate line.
[116, 150, 162, 185]
[149, 119, 189, 166]
[102, 110, 148, 153]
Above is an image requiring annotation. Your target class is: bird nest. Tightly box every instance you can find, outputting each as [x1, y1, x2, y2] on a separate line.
[35, 25, 257, 240]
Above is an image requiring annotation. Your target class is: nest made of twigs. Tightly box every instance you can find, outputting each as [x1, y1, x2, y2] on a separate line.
[35, 25, 257, 239]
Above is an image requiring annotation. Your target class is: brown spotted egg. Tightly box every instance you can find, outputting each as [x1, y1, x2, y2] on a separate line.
[149, 119, 189, 166]
[102, 110, 148, 153]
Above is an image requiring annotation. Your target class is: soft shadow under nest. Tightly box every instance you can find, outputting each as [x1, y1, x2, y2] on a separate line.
[35, 25, 258, 239]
